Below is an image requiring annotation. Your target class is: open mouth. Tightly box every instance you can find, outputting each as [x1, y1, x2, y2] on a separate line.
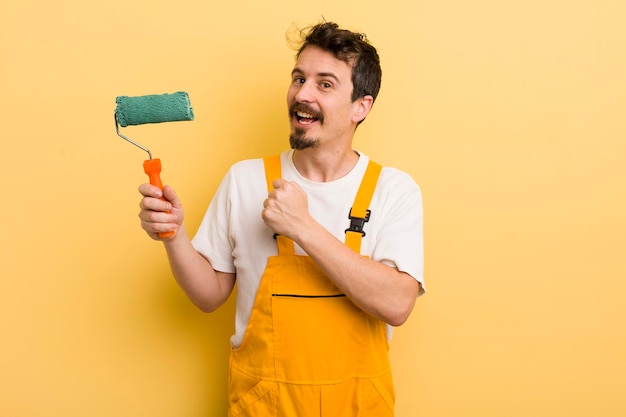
[291, 104, 323, 126]
[296, 111, 319, 125]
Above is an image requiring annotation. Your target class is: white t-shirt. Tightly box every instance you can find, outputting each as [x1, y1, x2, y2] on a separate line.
[192, 150, 424, 347]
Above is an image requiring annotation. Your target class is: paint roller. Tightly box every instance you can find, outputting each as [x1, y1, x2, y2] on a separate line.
[114, 91, 194, 238]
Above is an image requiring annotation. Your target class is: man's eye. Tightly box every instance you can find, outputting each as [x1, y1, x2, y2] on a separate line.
[294, 78, 305, 84]
[321, 82, 332, 89]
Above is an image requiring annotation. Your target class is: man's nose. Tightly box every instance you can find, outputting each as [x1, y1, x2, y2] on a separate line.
[294, 81, 315, 103]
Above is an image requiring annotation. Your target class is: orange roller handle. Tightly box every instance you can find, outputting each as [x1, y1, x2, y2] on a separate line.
[143, 158, 175, 238]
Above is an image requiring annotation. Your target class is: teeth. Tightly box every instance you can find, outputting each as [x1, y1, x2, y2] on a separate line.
[297, 111, 315, 119]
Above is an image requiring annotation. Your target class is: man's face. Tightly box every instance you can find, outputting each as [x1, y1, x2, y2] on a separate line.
[287, 46, 365, 150]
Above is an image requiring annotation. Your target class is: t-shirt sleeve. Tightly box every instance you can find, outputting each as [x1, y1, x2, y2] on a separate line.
[191, 168, 237, 274]
[371, 169, 425, 296]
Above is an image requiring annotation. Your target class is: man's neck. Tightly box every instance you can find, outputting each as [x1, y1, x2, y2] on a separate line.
[292, 148, 360, 183]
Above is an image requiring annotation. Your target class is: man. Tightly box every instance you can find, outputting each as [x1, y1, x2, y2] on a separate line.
[139, 21, 424, 416]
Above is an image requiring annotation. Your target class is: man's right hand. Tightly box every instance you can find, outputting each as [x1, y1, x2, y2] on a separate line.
[138, 184, 184, 240]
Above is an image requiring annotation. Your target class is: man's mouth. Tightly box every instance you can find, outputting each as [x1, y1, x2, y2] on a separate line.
[296, 111, 318, 125]
[291, 104, 323, 126]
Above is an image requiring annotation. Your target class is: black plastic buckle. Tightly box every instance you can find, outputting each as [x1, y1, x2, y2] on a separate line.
[345, 209, 371, 237]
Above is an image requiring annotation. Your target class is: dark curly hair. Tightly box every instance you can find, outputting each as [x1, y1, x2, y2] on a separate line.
[293, 22, 382, 103]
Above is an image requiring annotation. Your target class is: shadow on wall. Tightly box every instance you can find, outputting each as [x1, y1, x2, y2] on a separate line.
[143, 264, 237, 416]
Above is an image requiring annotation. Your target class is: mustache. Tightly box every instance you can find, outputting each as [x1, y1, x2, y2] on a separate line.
[289, 103, 324, 122]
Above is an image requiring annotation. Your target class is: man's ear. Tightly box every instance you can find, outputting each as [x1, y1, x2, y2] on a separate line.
[352, 95, 374, 124]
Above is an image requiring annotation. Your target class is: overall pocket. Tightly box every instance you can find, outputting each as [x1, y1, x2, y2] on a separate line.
[228, 367, 276, 417]
[361, 373, 395, 416]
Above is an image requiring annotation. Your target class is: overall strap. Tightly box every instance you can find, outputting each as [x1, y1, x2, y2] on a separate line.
[345, 161, 382, 253]
[263, 155, 382, 256]
[263, 155, 295, 255]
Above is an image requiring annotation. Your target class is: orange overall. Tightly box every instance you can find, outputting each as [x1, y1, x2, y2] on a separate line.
[227, 156, 394, 417]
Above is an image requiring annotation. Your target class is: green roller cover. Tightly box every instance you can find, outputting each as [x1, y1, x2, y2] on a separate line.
[115, 92, 194, 127]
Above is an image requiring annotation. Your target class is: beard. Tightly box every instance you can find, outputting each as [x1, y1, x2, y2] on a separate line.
[290, 128, 320, 150]
[288, 103, 323, 150]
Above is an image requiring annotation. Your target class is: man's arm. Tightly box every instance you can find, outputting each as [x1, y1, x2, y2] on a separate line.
[262, 179, 420, 326]
[297, 224, 420, 326]
[139, 184, 236, 312]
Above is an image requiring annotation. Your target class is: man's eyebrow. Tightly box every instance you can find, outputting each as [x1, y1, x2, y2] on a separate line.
[291, 68, 340, 82]
[318, 72, 340, 82]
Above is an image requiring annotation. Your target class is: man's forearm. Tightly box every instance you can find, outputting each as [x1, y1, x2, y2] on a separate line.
[163, 225, 236, 313]
[295, 221, 420, 326]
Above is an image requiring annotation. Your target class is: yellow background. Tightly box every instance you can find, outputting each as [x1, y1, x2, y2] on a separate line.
[2, 0, 625, 416]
